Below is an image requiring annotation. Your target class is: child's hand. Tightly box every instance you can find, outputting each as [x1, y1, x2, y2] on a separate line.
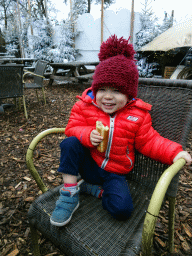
[173, 151, 192, 166]
[90, 129, 103, 147]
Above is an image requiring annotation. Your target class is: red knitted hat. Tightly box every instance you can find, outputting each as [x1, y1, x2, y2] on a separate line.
[92, 35, 139, 99]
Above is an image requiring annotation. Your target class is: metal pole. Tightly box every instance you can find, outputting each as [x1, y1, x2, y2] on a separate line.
[101, 0, 104, 44]
[130, 0, 134, 44]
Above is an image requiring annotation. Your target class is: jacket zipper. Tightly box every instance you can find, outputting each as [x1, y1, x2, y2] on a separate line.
[101, 116, 116, 169]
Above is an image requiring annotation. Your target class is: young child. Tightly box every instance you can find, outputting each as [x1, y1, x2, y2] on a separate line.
[50, 35, 192, 227]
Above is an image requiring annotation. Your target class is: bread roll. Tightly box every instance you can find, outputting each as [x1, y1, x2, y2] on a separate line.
[96, 121, 109, 153]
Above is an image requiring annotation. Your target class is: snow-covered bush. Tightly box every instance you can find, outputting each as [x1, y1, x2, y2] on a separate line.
[136, 55, 161, 78]
[49, 20, 78, 63]
[25, 18, 77, 63]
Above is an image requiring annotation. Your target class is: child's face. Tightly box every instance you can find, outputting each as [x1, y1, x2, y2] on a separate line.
[96, 86, 129, 114]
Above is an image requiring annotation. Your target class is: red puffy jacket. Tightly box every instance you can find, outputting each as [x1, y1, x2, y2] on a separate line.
[65, 88, 183, 175]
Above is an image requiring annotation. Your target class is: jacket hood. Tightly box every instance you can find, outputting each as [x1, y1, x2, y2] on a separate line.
[76, 87, 152, 111]
[76, 87, 93, 104]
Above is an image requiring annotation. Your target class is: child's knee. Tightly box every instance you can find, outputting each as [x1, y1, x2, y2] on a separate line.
[112, 201, 133, 220]
[102, 194, 133, 220]
[60, 136, 80, 149]
[60, 137, 84, 155]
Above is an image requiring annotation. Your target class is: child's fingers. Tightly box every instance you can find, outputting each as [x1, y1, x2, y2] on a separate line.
[185, 155, 192, 165]
[91, 129, 101, 136]
[90, 130, 103, 146]
[91, 136, 103, 143]
[173, 151, 192, 165]
[182, 153, 192, 165]
[91, 130, 103, 140]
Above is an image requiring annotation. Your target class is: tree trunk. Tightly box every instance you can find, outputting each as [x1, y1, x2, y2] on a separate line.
[2, 4, 7, 30]
[88, 0, 91, 13]
[16, 0, 25, 57]
[42, 0, 52, 40]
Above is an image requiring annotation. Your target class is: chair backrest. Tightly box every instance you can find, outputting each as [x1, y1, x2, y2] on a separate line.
[33, 60, 48, 85]
[127, 78, 192, 196]
[0, 64, 24, 99]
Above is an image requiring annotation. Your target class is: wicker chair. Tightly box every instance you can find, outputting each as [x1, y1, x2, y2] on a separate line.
[0, 64, 28, 118]
[26, 78, 192, 256]
[23, 60, 48, 105]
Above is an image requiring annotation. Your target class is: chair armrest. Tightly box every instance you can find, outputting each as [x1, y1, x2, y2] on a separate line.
[142, 158, 186, 255]
[26, 128, 65, 193]
[24, 67, 35, 72]
[23, 71, 45, 82]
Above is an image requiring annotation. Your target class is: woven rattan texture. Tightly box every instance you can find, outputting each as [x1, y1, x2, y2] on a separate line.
[0, 65, 24, 99]
[28, 83, 192, 255]
[128, 85, 192, 195]
[28, 181, 151, 256]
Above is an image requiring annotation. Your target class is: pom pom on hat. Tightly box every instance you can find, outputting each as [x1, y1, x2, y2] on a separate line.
[92, 35, 139, 99]
[98, 34, 135, 61]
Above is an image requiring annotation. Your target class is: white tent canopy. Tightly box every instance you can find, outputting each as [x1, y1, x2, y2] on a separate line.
[138, 19, 192, 52]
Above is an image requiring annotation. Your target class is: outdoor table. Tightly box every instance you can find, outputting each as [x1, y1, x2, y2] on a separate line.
[0, 55, 15, 58]
[0, 58, 37, 66]
[48, 61, 99, 85]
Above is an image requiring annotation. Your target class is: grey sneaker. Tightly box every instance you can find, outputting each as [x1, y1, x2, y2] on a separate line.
[50, 187, 80, 227]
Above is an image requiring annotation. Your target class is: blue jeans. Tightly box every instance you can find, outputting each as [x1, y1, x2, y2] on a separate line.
[58, 136, 133, 220]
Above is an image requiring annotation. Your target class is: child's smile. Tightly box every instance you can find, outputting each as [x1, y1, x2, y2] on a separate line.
[96, 86, 129, 114]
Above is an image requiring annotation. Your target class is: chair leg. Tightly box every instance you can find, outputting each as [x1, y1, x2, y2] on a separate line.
[18, 98, 21, 110]
[36, 90, 40, 102]
[142, 212, 155, 256]
[14, 98, 17, 108]
[29, 224, 41, 256]
[42, 88, 46, 105]
[23, 95, 28, 119]
[168, 196, 176, 253]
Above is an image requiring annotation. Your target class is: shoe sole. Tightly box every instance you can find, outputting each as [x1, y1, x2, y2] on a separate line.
[50, 202, 80, 227]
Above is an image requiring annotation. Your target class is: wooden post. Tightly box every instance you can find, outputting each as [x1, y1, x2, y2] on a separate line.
[70, 0, 73, 18]
[101, 0, 104, 44]
[70, 0, 73, 27]
[130, 0, 134, 44]
[70, 0, 75, 48]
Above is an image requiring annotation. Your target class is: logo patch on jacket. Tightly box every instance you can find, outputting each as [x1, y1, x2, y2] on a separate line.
[127, 116, 139, 122]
